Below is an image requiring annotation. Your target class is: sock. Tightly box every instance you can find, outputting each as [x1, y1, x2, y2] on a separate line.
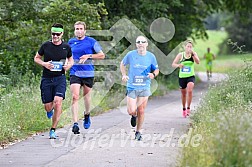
[84, 113, 90, 116]
[183, 108, 186, 111]
[51, 128, 56, 132]
[187, 107, 190, 110]
[74, 122, 78, 125]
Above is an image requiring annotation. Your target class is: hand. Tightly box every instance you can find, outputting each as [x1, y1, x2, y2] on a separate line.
[63, 63, 70, 71]
[79, 54, 90, 64]
[42, 61, 54, 70]
[178, 64, 184, 68]
[122, 75, 129, 82]
[147, 73, 155, 79]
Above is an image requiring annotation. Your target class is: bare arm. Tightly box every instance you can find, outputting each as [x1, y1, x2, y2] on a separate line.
[120, 61, 129, 82]
[63, 56, 74, 71]
[34, 52, 53, 70]
[79, 51, 105, 63]
[192, 52, 200, 64]
[172, 53, 184, 68]
[91, 51, 105, 59]
[148, 69, 159, 79]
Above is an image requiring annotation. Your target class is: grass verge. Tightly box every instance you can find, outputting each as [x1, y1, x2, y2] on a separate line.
[180, 60, 252, 166]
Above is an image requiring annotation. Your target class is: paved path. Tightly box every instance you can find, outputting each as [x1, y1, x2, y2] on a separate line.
[0, 73, 228, 167]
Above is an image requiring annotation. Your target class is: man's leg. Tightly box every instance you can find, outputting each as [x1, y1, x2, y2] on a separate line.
[136, 96, 148, 132]
[44, 103, 54, 112]
[51, 96, 63, 129]
[126, 96, 137, 116]
[83, 84, 92, 129]
[83, 85, 92, 115]
[209, 66, 213, 77]
[70, 83, 81, 123]
[126, 92, 138, 128]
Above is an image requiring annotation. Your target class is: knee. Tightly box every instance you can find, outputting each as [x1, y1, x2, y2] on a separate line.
[72, 93, 79, 101]
[181, 92, 187, 98]
[137, 108, 145, 115]
[54, 99, 62, 108]
[187, 89, 193, 94]
[127, 109, 135, 115]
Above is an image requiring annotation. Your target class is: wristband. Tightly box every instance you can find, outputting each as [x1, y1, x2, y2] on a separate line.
[152, 72, 156, 77]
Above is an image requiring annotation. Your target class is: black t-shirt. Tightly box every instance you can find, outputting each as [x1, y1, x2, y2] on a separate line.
[38, 41, 72, 77]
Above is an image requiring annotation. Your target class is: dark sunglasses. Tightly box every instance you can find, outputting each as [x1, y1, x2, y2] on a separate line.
[136, 41, 147, 44]
[51, 32, 62, 36]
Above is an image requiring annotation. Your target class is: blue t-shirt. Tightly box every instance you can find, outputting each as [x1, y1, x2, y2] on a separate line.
[68, 36, 102, 78]
[122, 50, 158, 90]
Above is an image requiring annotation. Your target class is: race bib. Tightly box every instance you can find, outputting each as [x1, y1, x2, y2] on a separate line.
[181, 66, 191, 73]
[50, 61, 63, 71]
[133, 76, 147, 85]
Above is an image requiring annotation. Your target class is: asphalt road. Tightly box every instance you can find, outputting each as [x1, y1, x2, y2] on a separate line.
[0, 72, 228, 167]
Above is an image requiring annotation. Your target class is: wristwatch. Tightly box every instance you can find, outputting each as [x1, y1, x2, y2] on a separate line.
[89, 54, 92, 58]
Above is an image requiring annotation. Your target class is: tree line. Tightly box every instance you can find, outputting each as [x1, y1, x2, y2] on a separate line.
[0, 0, 251, 88]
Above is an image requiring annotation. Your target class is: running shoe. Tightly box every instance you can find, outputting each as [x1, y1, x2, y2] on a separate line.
[135, 131, 142, 141]
[183, 110, 187, 118]
[49, 129, 56, 139]
[72, 123, 80, 134]
[187, 109, 190, 116]
[131, 115, 137, 127]
[83, 114, 91, 129]
[47, 109, 54, 119]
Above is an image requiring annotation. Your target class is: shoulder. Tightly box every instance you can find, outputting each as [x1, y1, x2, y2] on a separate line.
[85, 36, 97, 43]
[126, 50, 137, 56]
[68, 38, 76, 44]
[177, 52, 183, 57]
[62, 41, 71, 48]
[146, 51, 155, 56]
[41, 40, 52, 46]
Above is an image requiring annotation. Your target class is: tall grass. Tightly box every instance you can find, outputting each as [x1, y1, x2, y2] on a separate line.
[180, 60, 252, 166]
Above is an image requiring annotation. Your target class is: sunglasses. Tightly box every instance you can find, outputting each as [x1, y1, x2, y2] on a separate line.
[51, 32, 62, 36]
[136, 41, 147, 44]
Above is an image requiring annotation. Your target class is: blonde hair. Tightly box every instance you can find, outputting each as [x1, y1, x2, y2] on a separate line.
[74, 21, 86, 30]
[184, 40, 193, 46]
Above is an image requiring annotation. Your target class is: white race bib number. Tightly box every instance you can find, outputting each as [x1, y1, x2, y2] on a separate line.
[50, 61, 63, 71]
[133, 76, 147, 85]
[181, 66, 191, 73]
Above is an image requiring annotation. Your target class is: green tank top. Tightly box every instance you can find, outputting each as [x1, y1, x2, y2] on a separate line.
[179, 52, 195, 78]
[205, 52, 214, 62]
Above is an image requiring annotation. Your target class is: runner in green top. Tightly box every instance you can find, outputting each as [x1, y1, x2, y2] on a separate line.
[172, 40, 200, 118]
[204, 47, 216, 80]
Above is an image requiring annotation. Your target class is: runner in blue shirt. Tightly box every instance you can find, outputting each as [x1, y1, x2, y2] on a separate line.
[68, 21, 105, 134]
[120, 36, 159, 141]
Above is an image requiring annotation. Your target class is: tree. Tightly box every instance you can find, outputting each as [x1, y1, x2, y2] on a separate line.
[225, 14, 252, 53]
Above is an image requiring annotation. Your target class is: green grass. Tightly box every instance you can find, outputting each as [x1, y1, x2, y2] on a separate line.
[180, 30, 252, 166]
[0, 81, 111, 145]
[193, 30, 228, 57]
[192, 30, 252, 73]
[180, 63, 252, 166]
[195, 53, 252, 73]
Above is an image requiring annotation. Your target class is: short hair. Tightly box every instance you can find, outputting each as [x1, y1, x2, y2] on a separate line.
[74, 21, 86, 30]
[136, 35, 148, 42]
[52, 23, 63, 29]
